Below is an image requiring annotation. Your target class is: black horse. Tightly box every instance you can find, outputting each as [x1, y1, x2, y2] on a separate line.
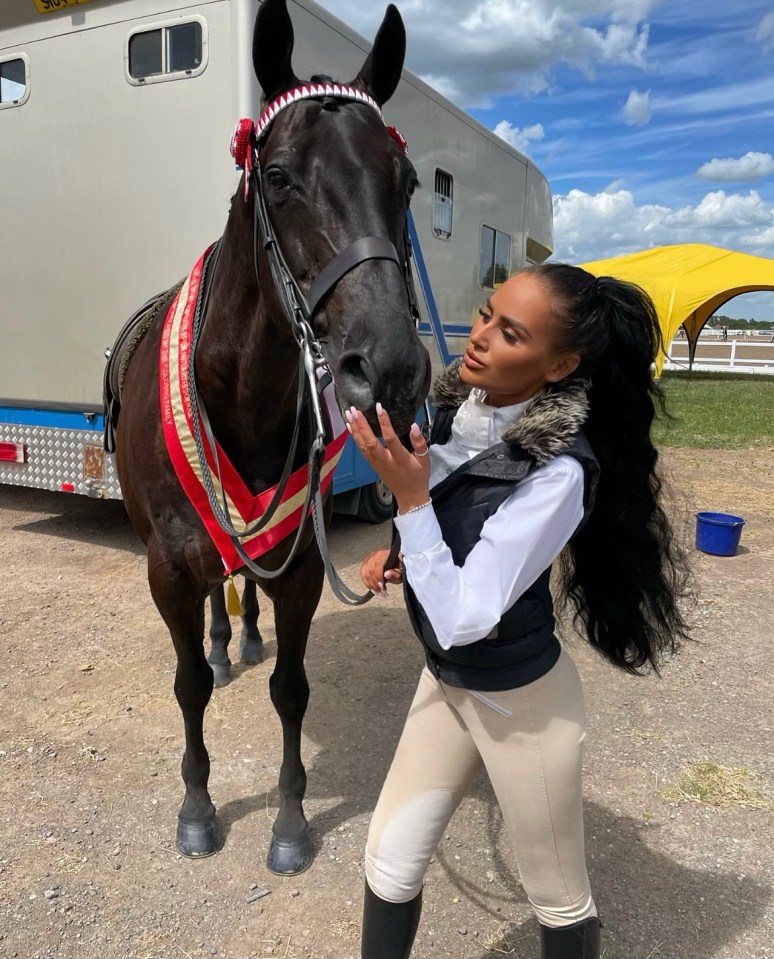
[112, 0, 429, 874]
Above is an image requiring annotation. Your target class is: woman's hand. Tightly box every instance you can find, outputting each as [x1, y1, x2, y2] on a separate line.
[346, 403, 431, 514]
[360, 547, 403, 595]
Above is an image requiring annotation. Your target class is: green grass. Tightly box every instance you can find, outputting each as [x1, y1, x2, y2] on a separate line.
[662, 761, 773, 810]
[653, 371, 774, 449]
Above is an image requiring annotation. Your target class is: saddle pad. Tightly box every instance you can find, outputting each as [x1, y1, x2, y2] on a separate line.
[103, 279, 183, 454]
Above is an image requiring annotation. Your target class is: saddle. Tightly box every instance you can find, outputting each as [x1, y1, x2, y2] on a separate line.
[103, 280, 183, 453]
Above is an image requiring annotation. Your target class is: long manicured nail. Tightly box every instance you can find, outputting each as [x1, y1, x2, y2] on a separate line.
[410, 422, 421, 438]
[346, 423, 352, 434]
[345, 410, 353, 424]
[376, 402, 384, 416]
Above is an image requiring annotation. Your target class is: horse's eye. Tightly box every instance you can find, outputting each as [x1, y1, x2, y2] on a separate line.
[266, 168, 289, 189]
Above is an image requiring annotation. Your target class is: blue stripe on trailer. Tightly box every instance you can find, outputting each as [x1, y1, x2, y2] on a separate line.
[407, 210, 452, 367]
[0, 407, 105, 431]
[0, 406, 373, 499]
[417, 322, 471, 338]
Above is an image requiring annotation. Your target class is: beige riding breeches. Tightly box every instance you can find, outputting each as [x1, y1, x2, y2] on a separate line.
[364, 648, 597, 928]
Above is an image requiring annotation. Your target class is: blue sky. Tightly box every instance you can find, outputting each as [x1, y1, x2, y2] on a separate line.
[319, 0, 774, 321]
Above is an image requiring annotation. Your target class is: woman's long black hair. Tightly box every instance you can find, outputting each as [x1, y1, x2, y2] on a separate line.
[528, 263, 693, 673]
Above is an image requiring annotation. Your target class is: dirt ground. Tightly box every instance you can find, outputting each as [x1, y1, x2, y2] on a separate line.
[1, 447, 773, 959]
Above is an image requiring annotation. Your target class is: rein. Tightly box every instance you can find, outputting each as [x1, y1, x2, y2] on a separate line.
[189, 84, 422, 605]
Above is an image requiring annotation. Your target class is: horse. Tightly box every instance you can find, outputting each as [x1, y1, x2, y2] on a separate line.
[110, 0, 429, 874]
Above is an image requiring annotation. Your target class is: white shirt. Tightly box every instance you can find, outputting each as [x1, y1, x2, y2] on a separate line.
[394, 390, 585, 650]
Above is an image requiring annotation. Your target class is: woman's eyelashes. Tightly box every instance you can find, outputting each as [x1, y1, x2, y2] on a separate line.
[479, 307, 520, 343]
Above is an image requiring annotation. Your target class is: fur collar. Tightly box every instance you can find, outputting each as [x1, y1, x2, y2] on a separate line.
[431, 358, 590, 467]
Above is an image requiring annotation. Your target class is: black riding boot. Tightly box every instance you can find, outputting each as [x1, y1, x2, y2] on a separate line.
[361, 881, 422, 959]
[540, 916, 601, 959]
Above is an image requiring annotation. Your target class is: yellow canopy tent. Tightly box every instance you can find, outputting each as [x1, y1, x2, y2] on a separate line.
[579, 244, 774, 374]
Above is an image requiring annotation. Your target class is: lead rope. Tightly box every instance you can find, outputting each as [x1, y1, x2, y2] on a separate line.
[185, 166, 375, 600]
[186, 247, 325, 581]
[251, 161, 376, 603]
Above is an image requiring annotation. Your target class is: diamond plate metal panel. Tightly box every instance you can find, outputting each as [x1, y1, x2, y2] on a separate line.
[0, 425, 122, 499]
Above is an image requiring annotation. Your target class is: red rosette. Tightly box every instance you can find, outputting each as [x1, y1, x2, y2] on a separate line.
[386, 126, 408, 154]
[230, 118, 254, 169]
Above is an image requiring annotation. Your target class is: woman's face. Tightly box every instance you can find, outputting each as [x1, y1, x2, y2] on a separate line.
[460, 271, 580, 407]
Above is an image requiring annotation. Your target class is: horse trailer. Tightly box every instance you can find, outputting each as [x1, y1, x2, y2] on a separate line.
[0, 0, 553, 517]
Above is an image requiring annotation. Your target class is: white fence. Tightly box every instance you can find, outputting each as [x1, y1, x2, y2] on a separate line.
[664, 341, 774, 375]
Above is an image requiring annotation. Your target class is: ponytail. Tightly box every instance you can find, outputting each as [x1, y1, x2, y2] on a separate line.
[529, 264, 693, 673]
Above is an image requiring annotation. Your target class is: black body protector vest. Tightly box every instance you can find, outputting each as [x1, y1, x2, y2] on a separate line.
[403, 380, 600, 692]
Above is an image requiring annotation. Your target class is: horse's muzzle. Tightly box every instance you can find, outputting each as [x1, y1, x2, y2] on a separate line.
[334, 343, 430, 435]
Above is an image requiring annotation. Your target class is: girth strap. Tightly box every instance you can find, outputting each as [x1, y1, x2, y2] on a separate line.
[306, 235, 400, 316]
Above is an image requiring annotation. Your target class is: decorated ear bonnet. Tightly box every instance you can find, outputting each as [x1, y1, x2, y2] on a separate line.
[230, 83, 408, 200]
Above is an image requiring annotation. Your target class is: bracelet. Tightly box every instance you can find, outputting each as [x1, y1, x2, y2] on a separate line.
[397, 499, 433, 518]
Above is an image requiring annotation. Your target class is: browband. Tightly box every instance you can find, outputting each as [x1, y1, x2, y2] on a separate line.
[256, 83, 383, 138]
[230, 84, 408, 197]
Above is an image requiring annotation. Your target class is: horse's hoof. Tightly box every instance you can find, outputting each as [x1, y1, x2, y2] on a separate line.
[210, 663, 232, 688]
[176, 817, 219, 858]
[239, 637, 264, 665]
[266, 830, 313, 875]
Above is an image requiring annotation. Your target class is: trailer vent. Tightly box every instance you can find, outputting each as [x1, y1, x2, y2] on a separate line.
[433, 170, 453, 239]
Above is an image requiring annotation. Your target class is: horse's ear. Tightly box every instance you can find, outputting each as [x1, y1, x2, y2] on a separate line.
[353, 4, 406, 107]
[253, 0, 299, 100]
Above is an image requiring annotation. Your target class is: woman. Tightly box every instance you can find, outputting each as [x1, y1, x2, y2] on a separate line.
[347, 263, 692, 959]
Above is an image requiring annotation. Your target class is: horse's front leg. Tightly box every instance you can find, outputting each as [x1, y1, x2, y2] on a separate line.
[264, 547, 324, 875]
[148, 544, 218, 857]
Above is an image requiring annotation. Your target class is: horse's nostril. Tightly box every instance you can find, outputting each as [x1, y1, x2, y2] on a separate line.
[340, 352, 371, 386]
[337, 352, 376, 410]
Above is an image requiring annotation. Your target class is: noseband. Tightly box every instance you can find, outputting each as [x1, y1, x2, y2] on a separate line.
[193, 85, 421, 602]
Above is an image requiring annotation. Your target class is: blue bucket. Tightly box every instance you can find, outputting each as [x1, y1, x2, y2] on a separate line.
[695, 511, 746, 556]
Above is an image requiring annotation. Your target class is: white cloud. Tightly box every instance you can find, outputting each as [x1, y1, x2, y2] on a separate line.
[696, 152, 774, 183]
[622, 88, 652, 125]
[677, 190, 773, 229]
[318, 0, 659, 106]
[756, 11, 774, 52]
[492, 120, 545, 156]
[552, 187, 774, 265]
[655, 76, 774, 116]
[747, 225, 774, 246]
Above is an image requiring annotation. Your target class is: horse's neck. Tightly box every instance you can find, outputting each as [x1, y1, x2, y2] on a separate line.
[194, 202, 309, 485]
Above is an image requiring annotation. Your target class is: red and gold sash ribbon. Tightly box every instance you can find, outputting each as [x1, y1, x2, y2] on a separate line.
[160, 246, 347, 575]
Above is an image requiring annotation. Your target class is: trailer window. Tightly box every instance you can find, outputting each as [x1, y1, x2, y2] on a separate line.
[0, 57, 28, 110]
[127, 20, 205, 83]
[129, 30, 163, 79]
[168, 22, 201, 73]
[479, 226, 511, 288]
[433, 170, 453, 239]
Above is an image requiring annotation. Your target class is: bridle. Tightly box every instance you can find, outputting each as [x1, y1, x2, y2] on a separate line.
[190, 83, 422, 604]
